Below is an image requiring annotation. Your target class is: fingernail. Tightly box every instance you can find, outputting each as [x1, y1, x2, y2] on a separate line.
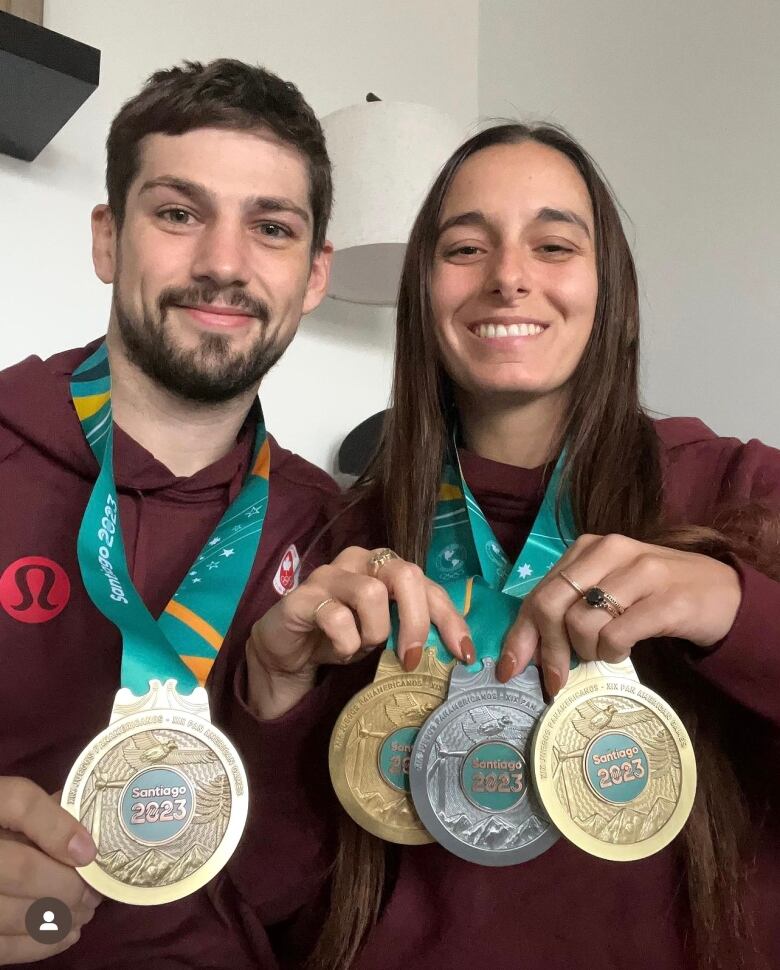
[496, 653, 517, 684]
[460, 635, 476, 665]
[544, 665, 563, 698]
[402, 644, 423, 672]
[68, 830, 96, 866]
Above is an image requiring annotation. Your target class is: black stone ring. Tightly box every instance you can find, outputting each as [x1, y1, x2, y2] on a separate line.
[584, 586, 625, 618]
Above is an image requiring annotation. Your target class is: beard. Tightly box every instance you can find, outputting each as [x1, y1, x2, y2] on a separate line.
[114, 281, 288, 404]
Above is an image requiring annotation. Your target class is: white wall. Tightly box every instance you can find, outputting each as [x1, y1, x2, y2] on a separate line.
[0, 0, 478, 471]
[479, 0, 780, 447]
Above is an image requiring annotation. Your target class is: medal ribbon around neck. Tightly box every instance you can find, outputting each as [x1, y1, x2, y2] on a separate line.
[70, 341, 271, 695]
[410, 437, 576, 665]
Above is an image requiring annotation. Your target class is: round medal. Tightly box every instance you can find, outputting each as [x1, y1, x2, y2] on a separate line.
[410, 659, 558, 865]
[532, 661, 696, 861]
[62, 680, 248, 904]
[329, 649, 450, 844]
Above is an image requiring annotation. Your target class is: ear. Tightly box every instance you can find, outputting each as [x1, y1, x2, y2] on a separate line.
[91, 205, 117, 283]
[301, 240, 334, 316]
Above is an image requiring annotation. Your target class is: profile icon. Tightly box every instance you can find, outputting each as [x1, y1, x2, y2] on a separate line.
[39, 910, 59, 932]
[25, 898, 72, 944]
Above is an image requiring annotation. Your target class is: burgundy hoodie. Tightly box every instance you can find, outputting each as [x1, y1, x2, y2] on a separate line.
[0, 342, 337, 970]
[233, 418, 780, 970]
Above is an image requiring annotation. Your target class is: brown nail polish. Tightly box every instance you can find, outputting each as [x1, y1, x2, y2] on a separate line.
[460, 635, 476, 665]
[496, 653, 516, 684]
[544, 665, 562, 697]
[402, 645, 423, 672]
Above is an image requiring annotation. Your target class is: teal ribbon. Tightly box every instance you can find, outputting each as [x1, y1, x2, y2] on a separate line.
[71, 341, 271, 695]
[389, 437, 576, 666]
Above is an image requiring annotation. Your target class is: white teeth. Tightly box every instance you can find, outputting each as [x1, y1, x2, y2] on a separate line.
[474, 322, 544, 338]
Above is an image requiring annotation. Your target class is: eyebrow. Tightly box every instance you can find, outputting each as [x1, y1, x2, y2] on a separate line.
[534, 207, 591, 238]
[139, 177, 310, 224]
[437, 206, 591, 239]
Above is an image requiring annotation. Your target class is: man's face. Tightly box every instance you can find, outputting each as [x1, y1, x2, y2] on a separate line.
[92, 127, 331, 402]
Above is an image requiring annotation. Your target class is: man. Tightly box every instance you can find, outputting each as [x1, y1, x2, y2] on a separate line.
[0, 59, 336, 968]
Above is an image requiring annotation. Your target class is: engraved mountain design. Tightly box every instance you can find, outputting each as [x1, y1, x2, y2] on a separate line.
[103, 842, 213, 887]
[114, 848, 177, 884]
[97, 849, 130, 872]
[638, 797, 676, 839]
[573, 797, 676, 844]
[164, 842, 212, 882]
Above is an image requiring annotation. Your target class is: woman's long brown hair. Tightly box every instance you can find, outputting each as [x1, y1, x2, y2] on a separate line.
[310, 124, 775, 969]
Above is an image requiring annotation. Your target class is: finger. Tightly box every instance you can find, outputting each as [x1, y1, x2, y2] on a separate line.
[497, 611, 539, 683]
[0, 928, 81, 965]
[425, 581, 474, 665]
[594, 591, 687, 662]
[372, 560, 431, 669]
[0, 842, 89, 906]
[312, 599, 364, 663]
[0, 778, 95, 868]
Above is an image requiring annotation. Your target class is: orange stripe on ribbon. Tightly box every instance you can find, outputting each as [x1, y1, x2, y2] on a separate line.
[438, 483, 463, 501]
[74, 391, 111, 421]
[163, 600, 223, 651]
[463, 576, 474, 617]
[180, 655, 214, 686]
[251, 438, 271, 479]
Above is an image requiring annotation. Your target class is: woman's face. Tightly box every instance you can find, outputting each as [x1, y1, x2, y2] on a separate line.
[431, 141, 598, 401]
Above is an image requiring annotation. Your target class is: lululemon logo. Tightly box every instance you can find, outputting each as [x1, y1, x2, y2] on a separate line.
[0, 556, 71, 623]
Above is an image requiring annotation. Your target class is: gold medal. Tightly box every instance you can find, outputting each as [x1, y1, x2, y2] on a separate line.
[531, 659, 696, 861]
[329, 649, 451, 844]
[62, 679, 248, 904]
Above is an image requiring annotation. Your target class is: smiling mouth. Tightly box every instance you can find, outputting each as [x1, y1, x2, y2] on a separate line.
[469, 321, 548, 339]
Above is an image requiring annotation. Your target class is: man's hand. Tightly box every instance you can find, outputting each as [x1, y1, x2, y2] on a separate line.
[0, 777, 102, 965]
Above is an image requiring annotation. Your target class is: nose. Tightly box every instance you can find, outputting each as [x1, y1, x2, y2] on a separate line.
[486, 244, 530, 302]
[190, 217, 251, 289]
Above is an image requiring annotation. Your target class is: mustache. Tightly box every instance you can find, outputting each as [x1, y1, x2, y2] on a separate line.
[159, 284, 271, 324]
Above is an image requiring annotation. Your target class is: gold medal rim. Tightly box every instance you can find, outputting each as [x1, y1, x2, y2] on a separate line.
[531, 676, 697, 861]
[329, 671, 448, 845]
[62, 709, 249, 904]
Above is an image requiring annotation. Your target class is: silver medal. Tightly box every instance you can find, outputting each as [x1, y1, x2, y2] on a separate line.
[409, 658, 558, 866]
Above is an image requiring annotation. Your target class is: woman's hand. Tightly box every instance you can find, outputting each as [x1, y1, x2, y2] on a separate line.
[246, 546, 475, 719]
[497, 533, 742, 696]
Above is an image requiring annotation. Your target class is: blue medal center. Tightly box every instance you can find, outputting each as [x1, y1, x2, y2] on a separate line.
[378, 727, 418, 793]
[461, 741, 527, 813]
[584, 731, 650, 805]
[119, 766, 195, 845]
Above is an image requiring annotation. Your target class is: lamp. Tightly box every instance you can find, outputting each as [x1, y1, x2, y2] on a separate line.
[322, 98, 463, 306]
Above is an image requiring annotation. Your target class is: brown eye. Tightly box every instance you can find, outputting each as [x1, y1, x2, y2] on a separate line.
[160, 208, 192, 225]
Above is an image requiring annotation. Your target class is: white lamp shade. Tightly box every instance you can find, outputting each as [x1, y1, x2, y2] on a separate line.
[322, 101, 463, 306]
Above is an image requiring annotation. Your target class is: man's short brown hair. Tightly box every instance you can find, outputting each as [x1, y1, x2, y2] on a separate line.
[106, 59, 332, 251]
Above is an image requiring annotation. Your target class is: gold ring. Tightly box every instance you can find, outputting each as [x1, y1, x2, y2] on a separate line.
[583, 586, 625, 618]
[313, 597, 336, 621]
[559, 571, 587, 597]
[368, 548, 400, 578]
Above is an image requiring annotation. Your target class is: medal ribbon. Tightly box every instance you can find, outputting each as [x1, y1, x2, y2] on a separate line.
[414, 438, 576, 665]
[71, 341, 270, 695]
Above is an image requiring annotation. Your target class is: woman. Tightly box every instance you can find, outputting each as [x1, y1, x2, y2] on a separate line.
[243, 124, 780, 970]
